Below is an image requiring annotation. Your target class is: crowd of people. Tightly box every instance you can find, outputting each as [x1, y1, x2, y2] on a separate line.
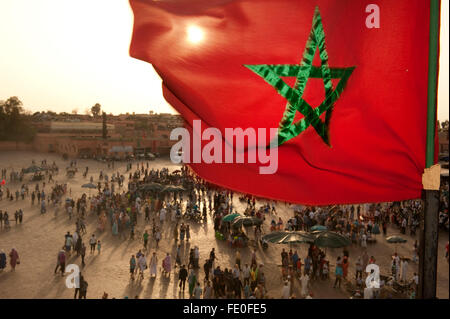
[0, 157, 448, 299]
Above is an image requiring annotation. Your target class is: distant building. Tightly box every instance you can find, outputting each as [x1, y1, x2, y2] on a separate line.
[50, 121, 115, 133]
[29, 113, 184, 158]
[438, 128, 449, 155]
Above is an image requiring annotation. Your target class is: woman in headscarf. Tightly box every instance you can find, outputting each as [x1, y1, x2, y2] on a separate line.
[9, 248, 19, 271]
[0, 249, 6, 271]
[162, 253, 172, 278]
[149, 252, 158, 278]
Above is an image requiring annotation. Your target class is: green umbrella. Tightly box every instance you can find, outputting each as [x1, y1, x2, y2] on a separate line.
[139, 182, 163, 191]
[81, 183, 97, 189]
[222, 213, 241, 222]
[162, 185, 178, 192]
[386, 235, 407, 253]
[386, 236, 407, 243]
[232, 216, 263, 228]
[23, 165, 44, 174]
[81, 182, 97, 195]
[311, 225, 327, 231]
[311, 230, 351, 248]
[162, 185, 186, 192]
[262, 231, 314, 245]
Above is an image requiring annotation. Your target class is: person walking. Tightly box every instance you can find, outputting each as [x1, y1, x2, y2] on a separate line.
[79, 276, 88, 299]
[130, 255, 136, 280]
[178, 264, 188, 292]
[54, 249, 66, 275]
[334, 257, 343, 288]
[145, 205, 150, 222]
[159, 206, 166, 224]
[203, 281, 212, 299]
[143, 230, 149, 250]
[235, 250, 241, 270]
[9, 248, 19, 272]
[188, 268, 197, 297]
[74, 235, 82, 257]
[138, 253, 147, 280]
[149, 252, 158, 278]
[155, 227, 161, 248]
[186, 225, 191, 242]
[400, 258, 409, 283]
[192, 282, 202, 299]
[300, 273, 309, 298]
[355, 256, 363, 279]
[163, 253, 172, 278]
[74, 274, 83, 299]
[281, 280, 290, 299]
[342, 256, 349, 280]
[80, 243, 86, 267]
[203, 259, 211, 282]
[242, 263, 250, 286]
[72, 231, 79, 253]
[180, 223, 186, 241]
[173, 223, 179, 243]
[175, 244, 182, 268]
[0, 249, 7, 271]
[209, 248, 217, 268]
[89, 234, 96, 254]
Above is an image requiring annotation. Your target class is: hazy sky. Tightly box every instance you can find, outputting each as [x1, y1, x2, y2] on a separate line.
[0, 0, 448, 120]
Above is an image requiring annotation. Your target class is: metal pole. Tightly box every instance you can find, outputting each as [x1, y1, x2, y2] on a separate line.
[418, 0, 440, 299]
[419, 190, 440, 299]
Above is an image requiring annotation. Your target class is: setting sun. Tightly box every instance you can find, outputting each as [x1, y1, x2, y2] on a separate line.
[186, 25, 205, 44]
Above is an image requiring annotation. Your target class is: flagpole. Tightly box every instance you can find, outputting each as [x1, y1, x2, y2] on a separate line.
[418, 0, 440, 299]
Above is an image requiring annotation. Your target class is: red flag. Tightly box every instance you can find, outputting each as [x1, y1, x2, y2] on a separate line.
[129, 0, 438, 205]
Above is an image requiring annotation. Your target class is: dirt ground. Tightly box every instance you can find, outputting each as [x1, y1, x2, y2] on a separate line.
[0, 151, 448, 299]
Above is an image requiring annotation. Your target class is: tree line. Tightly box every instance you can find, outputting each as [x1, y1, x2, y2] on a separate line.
[0, 97, 36, 143]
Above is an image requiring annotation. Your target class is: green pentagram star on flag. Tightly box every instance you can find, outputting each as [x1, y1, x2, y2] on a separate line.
[245, 6, 355, 147]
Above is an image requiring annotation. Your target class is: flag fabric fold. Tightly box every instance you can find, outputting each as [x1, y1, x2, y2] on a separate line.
[129, 0, 438, 205]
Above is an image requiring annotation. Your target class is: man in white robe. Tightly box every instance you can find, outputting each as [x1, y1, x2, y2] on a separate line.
[400, 259, 408, 283]
[300, 273, 309, 298]
[138, 254, 147, 279]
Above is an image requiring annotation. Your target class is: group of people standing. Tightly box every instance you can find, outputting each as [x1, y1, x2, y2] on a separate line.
[0, 248, 20, 272]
